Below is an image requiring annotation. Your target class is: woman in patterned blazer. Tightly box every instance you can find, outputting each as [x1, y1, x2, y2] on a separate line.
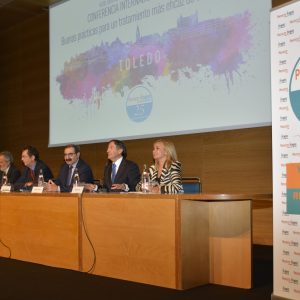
[137, 139, 183, 194]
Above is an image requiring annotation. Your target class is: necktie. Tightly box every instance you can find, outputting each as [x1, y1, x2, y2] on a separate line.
[111, 163, 116, 183]
[67, 165, 73, 186]
[29, 169, 35, 182]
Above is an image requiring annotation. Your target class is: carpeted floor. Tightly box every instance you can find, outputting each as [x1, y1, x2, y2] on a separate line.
[0, 245, 273, 300]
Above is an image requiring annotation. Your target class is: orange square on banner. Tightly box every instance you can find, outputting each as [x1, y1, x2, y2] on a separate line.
[286, 163, 300, 188]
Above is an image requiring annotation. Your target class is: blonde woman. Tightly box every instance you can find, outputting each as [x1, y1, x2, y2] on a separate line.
[137, 139, 183, 194]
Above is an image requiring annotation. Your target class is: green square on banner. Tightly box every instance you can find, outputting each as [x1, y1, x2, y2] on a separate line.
[287, 188, 300, 215]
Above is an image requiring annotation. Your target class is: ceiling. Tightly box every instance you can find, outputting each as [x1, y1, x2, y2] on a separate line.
[0, 0, 62, 34]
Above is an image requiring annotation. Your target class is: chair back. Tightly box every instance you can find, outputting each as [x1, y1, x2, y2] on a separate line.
[182, 177, 201, 193]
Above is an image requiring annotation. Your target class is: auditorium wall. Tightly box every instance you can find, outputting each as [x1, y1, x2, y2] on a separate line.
[0, 1, 286, 194]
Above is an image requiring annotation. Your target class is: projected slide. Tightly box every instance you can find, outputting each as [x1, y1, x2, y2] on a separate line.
[49, 0, 271, 146]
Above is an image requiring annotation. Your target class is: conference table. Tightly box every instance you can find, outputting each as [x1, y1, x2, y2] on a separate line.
[0, 192, 271, 290]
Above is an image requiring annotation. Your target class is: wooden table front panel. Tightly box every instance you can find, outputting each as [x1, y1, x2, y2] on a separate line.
[81, 194, 178, 289]
[0, 193, 80, 270]
[209, 200, 252, 288]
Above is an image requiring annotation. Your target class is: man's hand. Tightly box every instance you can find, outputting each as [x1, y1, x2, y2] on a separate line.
[111, 183, 125, 190]
[45, 179, 59, 192]
[84, 183, 97, 192]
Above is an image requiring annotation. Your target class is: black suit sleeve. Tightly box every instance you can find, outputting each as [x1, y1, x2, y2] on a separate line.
[40, 164, 53, 182]
[77, 162, 94, 184]
[8, 165, 21, 184]
[13, 168, 30, 191]
[126, 162, 141, 191]
[103, 163, 111, 191]
[53, 165, 69, 192]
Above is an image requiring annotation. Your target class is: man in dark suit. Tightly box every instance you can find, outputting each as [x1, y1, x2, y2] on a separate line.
[46, 144, 94, 192]
[0, 151, 21, 186]
[86, 140, 140, 192]
[14, 145, 53, 191]
[103, 139, 140, 192]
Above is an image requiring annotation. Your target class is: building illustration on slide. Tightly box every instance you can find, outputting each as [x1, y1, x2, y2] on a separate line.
[56, 11, 252, 108]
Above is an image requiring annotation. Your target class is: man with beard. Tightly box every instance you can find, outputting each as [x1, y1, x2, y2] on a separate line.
[46, 144, 94, 192]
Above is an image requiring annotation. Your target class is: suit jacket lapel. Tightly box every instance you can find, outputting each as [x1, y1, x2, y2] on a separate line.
[62, 164, 69, 186]
[114, 159, 126, 182]
[76, 159, 82, 170]
[34, 161, 40, 178]
[7, 167, 11, 178]
[107, 163, 113, 186]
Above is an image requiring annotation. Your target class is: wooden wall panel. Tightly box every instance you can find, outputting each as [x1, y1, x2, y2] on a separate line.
[273, 0, 290, 8]
[0, 13, 273, 196]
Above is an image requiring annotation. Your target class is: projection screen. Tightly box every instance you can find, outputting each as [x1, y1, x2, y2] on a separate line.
[49, 0, 271, 146]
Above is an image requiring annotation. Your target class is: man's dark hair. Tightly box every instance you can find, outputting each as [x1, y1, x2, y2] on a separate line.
[22, 145, 39, 161]
[109, 139, 127, 158]
[64, 144, 80, 154]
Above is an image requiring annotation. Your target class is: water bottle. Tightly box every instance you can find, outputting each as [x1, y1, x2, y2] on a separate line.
[2, 173, 8, 186]
[73, 168, 80, 187]
[141, 164, 150, 193]
[38, 169, 44, 187]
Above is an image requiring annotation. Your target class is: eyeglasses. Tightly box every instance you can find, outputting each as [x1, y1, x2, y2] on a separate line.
[64, 153, 76, 157]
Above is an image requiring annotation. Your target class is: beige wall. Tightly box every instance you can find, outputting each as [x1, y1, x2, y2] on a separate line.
[0, 2, 284, 194]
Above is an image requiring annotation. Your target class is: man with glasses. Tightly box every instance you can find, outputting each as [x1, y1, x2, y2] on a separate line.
[46, 144, 94, 192]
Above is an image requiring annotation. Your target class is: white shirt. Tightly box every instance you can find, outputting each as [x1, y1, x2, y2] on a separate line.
[112, 157, 123, 178]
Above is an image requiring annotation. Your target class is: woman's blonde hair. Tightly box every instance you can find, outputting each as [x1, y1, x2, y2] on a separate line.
[154, 139, 178, 169]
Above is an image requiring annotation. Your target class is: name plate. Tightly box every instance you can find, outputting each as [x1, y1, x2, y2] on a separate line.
[31, 186, 44, 193]
[71, 186, 84, 194]
[1, 185, 11, 192]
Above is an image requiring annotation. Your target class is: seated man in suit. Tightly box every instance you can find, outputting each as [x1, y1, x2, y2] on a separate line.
[46, 144, 94, 192]
[0, 151, 21, 185]
[85, 139, 140, 192]
[14, 145, 53, 191]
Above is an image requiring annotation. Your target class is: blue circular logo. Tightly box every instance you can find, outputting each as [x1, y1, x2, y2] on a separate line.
[289, 57, 300, 120]
[126, 86, 152, 122]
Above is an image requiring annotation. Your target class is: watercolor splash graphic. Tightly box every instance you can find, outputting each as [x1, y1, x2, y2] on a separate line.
[56, 11, 252, 106]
